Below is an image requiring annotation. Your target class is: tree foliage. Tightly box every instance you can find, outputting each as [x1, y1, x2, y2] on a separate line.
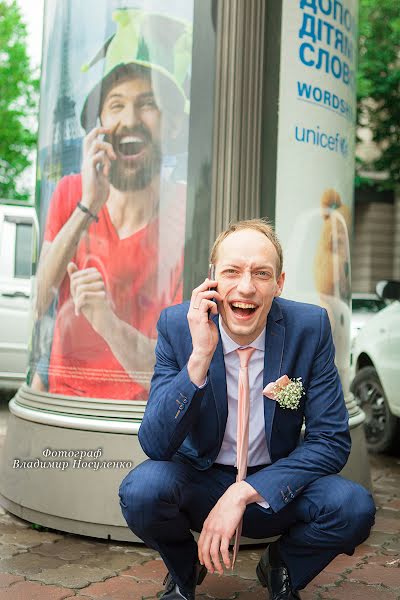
[357, 0, 400, 190]
[0, 0, 39, 200]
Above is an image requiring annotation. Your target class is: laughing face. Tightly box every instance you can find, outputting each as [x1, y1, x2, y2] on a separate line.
[215, 229, 285, 346]
[100, 77, 162, 192]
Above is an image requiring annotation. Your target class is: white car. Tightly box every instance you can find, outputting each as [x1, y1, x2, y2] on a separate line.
[0, 201, 38, 389]
[351, 293, 388, 342]
[351, 281, 400, 453]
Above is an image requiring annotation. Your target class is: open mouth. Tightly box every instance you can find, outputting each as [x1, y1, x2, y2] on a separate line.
[229, 301, 258, 318]
[117, 136, 147, 159]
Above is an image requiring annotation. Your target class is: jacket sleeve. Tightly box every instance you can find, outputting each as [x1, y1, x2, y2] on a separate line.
[138, 308, 208, 460]
[245, 308, 351, 513]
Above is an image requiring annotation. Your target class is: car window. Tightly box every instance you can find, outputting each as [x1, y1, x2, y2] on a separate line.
[14, 222, 33, 279]
[352, 298, 386, 313]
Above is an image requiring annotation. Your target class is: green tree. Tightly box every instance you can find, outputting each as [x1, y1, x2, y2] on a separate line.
[356, 0, 400, 190]
[0, 0, 39, 201]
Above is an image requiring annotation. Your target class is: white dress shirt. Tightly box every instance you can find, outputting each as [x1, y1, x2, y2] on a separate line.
[215, 317, 271, 508]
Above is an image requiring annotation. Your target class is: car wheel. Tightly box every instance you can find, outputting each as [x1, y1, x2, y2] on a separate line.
[351, 365, 399, 454]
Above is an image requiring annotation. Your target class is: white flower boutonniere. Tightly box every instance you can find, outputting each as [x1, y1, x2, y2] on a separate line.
[263, 375, 305, 410]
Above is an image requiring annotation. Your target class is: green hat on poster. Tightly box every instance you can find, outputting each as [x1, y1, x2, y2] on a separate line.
[80, 8, 193, 132]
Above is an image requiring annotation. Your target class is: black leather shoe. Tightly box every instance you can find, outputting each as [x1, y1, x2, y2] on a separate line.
[256, 541, 301, 600]
[161, 561, 207, 600]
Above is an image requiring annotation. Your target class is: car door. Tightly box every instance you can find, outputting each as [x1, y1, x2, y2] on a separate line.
[382, 301, 400, 417]
[0, 206, 37, 386]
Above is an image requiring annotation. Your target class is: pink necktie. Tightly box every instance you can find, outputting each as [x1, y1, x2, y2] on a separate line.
[232, 346, 255, 567]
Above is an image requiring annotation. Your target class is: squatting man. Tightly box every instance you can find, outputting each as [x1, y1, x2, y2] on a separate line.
[119, 220, 376, 600]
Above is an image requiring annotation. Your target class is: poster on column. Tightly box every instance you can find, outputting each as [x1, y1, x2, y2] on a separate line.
[275, 0, 358, 387]
[30, 0, 194, 401]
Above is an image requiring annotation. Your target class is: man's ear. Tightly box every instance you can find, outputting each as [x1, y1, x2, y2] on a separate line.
[275, 272, 285, 297]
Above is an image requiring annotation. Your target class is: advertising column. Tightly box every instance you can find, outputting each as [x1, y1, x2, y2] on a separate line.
[275, 0, 358, 394]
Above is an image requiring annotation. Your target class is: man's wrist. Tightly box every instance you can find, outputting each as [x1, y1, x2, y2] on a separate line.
[187, 350, 212, 387]
[93, 305, 117, 340]
[77, 201, 99, 222]
[235, 480, 264, 506]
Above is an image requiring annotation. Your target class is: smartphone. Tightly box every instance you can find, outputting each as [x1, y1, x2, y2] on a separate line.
[208, 263, 217, 317]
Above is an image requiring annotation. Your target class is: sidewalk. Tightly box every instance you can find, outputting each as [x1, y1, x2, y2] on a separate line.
[0, 397, 399, 599]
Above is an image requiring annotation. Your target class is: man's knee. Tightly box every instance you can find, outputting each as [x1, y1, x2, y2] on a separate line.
[342, 482, 376, 544]
[321, 477, 375, 545]
[118, 459, 185, 534]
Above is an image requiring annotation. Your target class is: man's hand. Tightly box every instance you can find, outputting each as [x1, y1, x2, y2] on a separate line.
[198, 483, 246, 575]
[68, 263, 113, 335]
[198, 481, 264, 575]
[187, 278, 222, 386]
[80, 125, 118, 216]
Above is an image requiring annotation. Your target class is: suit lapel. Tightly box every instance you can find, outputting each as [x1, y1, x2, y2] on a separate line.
[263, 300, 285, 453]
[209, 314, 228, 448]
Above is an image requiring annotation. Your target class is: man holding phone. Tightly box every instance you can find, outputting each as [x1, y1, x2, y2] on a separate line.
[119, 219, 375, 600]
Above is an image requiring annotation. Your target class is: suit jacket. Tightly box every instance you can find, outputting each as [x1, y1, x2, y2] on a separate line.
[139, 297, 351, 513]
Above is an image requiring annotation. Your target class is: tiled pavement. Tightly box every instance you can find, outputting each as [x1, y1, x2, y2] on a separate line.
[0, 396, 399, 599]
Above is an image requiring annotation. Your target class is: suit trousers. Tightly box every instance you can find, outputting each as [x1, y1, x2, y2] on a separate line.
[119, 458, 375, 593]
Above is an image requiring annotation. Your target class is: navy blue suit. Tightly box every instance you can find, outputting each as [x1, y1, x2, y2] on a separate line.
[119, 297, 375, 592]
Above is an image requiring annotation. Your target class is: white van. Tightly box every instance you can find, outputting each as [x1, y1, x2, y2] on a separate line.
[0, 201, 38, 389]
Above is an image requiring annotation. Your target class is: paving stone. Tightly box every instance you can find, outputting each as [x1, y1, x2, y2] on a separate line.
[373, 516, 400, 534]
[323, 545, 378, 574]
[384, 500, 400, 511]
[120, 558, 166, 582]
[367, 555, 400, 567]
[82, 551, 137, 572]
[385, 539, 400, 553]
[198, 573, 250, 598]
[232, 586, 282, 600]
[0, 523, 32, 535]
[31, 538, 103, 560]
[77, 575, 161, 599]
[348, 564, 400, 587]
[29, 563, 114, 589]
[365, 531, 397, 547]
[0, 542, 27, 560]
[0, 528, 62, 547]
[327, 582, 399, 599]
[0, 580, 75, 599]
[378, 508, 400, 520]
[0, 572, 24, 587]
[0, 551, 64, 575]
[230, 552, 261, 580]
[0, 514, 30, 528]
[109, 544, 152, 555]
[130, 548, 159, 559]
[306, 570, 343, 588]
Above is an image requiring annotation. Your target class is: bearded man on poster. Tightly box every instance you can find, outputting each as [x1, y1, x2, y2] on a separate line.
[33, 10, 191, 400]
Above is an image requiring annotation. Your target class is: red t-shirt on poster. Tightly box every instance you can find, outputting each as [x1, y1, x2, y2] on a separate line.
[42, 174, 185, 400]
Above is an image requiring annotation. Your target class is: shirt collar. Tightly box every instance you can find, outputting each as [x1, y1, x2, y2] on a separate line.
[218, 315, 265, 355]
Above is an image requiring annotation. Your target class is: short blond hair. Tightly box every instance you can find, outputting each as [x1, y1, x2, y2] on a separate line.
[210, 218, 283, 276]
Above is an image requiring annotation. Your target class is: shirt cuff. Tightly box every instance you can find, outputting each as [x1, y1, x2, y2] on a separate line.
[197, 376, 208, 389]
[256, 498, 270, 509]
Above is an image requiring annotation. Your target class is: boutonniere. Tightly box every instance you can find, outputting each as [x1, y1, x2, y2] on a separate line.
[263, 375, 305, 410]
